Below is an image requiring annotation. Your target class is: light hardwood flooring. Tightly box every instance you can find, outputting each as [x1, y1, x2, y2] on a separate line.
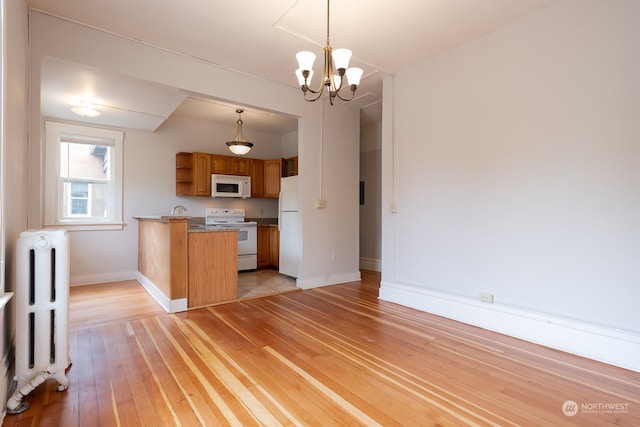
[3, 270, 639, 426]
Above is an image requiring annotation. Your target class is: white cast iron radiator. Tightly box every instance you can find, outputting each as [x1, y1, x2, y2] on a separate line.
[6, 230, 71, 414]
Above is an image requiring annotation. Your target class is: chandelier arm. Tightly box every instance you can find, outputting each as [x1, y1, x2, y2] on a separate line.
[334, 86, 357, 102]
[303, 84, 324, 95]
[303, 88, 325, 102]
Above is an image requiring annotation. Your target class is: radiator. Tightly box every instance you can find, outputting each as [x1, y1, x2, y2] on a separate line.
[6, 230, 71, 414]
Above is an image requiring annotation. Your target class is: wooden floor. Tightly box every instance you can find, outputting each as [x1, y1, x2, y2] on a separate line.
[3, 270, 639, 426]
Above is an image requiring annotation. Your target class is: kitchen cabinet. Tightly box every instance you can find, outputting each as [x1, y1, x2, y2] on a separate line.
[283, 156, 298, 177]
[212, 154, 251, 176]
[176, 152, 297, 198]
[188, 231, 238, 307]
[176, 152, 211, 196]
[257, 225, 279, 268]
[233, 157, 251, 175]
[136, 217, 189, 312]
[269, 226, 280, 268]
[257, 226, 271, 268]
[211, 154, 232, 174]
[263, 159, 282, 198]
[250, 159, 264, 198]
[136, 216, 240, 310]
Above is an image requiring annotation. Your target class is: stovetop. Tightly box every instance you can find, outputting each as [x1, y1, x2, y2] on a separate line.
[204, 208, 256, 226]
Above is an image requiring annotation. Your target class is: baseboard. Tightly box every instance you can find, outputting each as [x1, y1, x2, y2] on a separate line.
[297, 271, 362, 290]
[359, 257, 381, 272]
[70, 270, 138, 286]
[136, 272, 187, 313]
[379, 280, 640, 373]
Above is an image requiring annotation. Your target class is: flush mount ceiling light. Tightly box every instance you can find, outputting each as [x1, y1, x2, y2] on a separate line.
[226, 109, 254, 155]
[295, 0, 363, 105]
[70, 99, 101, 118]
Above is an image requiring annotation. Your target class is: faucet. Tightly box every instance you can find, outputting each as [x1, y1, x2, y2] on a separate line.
[171, 205, 187, 216]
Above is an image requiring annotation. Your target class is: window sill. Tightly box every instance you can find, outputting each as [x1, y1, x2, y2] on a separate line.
[44, 222, 125, 232]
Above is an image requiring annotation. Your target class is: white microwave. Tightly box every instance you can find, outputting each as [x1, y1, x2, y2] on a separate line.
[211, 174, 251, 198]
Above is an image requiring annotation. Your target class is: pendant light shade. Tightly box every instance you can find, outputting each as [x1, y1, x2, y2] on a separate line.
[71, 99, 101, 117]
[226, 109, 253, 155]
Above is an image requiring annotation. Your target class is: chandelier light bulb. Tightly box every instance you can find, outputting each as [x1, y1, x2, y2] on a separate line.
[331, 48, 352, 70]
[296, 51, 316, 72]
[345, 67, 363, 86]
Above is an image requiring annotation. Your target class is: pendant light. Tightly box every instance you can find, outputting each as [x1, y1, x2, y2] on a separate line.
[71, 99, 101, 117]
[294, 0, 363, 105]
[226, 109, 254, 155]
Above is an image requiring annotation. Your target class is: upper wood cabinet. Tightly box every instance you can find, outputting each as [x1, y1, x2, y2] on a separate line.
[233, 157, 251, 175]
[211, 154, 232, 174]
[250, 159, 264, 198]
[263, 159, 282, 198]
[211, 154, 251, 176]
[176, 152, 211, 196]
[177, 152, 295, 198]
[283, 156, 298, 177]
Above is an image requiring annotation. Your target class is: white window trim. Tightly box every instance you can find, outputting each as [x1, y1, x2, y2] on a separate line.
[44, 121, 124, 231]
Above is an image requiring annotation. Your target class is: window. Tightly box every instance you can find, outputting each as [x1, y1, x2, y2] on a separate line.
[44, 121, 124, 230]
[68, 182, 89, 216]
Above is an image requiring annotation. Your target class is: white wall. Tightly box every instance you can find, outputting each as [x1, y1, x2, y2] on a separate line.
[380, 0, 640, 372]
[29, 12, 361, 288]
[1, 0, 29, 416]
[281, 130, 298, 159]
[298, 102, 361, 288]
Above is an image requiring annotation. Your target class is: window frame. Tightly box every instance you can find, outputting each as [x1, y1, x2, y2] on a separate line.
[44, 121, 124, 231]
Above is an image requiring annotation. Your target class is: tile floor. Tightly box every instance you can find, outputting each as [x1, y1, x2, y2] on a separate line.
[236, 268, 298, 299]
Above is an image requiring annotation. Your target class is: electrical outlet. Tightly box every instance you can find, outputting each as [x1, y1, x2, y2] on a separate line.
[479, 292, 494, 303]
[331, 252, 337, 262]
[315, 199, 327, 208]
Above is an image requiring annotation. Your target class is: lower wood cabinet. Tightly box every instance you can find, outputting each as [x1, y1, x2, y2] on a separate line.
[188, 231, 238, 307]
[269, 226, 279, 268]
[257, 226, 279, 269]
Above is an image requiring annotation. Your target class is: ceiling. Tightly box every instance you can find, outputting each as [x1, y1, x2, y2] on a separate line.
[29, 0, 559, 134]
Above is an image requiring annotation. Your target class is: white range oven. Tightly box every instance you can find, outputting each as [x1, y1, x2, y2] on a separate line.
[204, 208, 257, 271]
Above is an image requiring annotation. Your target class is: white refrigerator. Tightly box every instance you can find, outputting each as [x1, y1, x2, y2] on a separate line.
[279, 175, 300, 278]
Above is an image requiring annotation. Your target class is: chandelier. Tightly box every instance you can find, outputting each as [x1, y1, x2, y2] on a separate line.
[226, 109, 254, 155]
[295, 0, 363, 105]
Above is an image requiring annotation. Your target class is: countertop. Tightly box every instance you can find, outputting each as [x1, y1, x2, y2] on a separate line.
[187, 225, 240, 233]
[133, 215, 276, 231]
[133, 215, 190, 222]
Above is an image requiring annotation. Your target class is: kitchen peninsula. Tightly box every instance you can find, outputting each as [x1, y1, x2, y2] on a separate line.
[135, 215, 237, 312]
